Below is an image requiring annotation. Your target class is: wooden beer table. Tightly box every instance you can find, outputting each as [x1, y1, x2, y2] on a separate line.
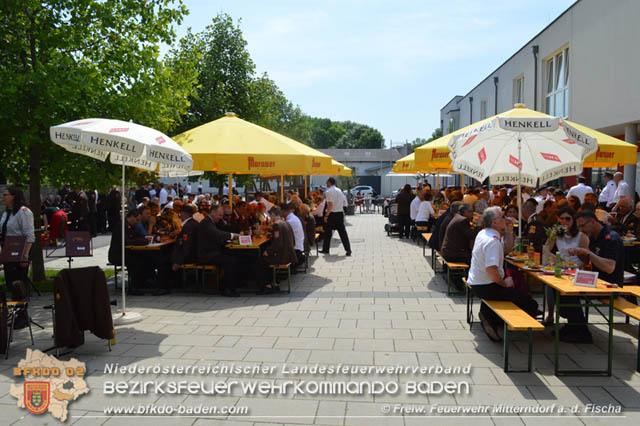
[508, 256, 634, 376]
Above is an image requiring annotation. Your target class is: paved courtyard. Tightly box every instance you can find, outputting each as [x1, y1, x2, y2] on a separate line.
[1, 213, 639, 425]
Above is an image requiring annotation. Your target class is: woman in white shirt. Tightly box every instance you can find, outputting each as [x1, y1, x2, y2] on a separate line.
[414, 192, 435, 228]
[543, 206, 589, 325]
[1, 186, 35, 288]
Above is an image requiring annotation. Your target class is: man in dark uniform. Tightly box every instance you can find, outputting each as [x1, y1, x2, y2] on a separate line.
[172, 204, 199, 270]
[562, 210, 625, 343]
[521, 198, 547, 253]
[107, 209, 149, 295]
[197, 204, 240, 297]
[256, 206, 297, 294]
[69, 188, 89, 232]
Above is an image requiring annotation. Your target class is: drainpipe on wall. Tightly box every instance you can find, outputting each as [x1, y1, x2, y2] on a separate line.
[532, 45, 539, 110]
[493, 77, 499, 114]
[469, 97, 473, 124]
[493, 77, 498, 115]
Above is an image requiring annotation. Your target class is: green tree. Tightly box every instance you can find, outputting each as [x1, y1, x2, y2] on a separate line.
[336, 121, 384, 149]
[174, 13, 256, 133]
[0, 0, 196, 280]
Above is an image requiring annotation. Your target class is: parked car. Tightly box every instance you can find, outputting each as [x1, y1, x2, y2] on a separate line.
[350, 185, 374, 196]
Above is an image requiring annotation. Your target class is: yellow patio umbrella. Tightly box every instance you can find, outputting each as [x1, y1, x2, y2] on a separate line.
[393, 152, 451, 173]
[338, 165, 352, 177]
[174, 112, 334, 205]
[174, 113, 333, 175]
[415, 109, 637, 169]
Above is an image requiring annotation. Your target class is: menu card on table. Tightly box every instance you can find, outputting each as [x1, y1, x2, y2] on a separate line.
[573, 270, 599, 288]
[239, 235, 253, 246]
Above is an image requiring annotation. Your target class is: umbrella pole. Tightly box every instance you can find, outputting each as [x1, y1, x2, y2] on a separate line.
[280, 175, 284, 203]
[121, 162, 126, 314]
[229, 174, 233, 210]
[517, 134, 522, 240]
[305, 175, 308, 200]
[437, 172, 440, 190]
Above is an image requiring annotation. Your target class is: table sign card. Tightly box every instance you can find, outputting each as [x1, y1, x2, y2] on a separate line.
[239, 235, 253, 246]
[0, 236, 28, 262]
[573, 270, 599, 288]
[65, 231, 91, 257]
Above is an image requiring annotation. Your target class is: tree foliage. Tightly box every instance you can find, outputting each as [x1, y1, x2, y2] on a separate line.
[0, 0, 197, 279]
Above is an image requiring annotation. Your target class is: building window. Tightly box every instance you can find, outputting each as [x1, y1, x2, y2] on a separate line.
[480, 100, 487, 119]
[513, 75, 524, 105]
[448, 117, 456, 133]
[545, 47, 569, 118]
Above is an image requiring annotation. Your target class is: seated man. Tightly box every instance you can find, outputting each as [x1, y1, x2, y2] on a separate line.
[564, 210, 625, 343]
[521, 198, 547, 253]
[256, 206, 297, 294]
[171, 204, 199, 270]
[281, 203, 305, 268]
[468, 207, 539, 342]
[441, 204, 478, 266]
[107, 209, 150, 295]
[609, 198, 639, 236]
[197, 204, 241, 297]
[582, 192, 610, 225]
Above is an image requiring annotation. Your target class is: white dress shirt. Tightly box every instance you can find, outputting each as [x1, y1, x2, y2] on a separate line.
[599, 180, 616, 204]
[415, 201, 435, 222]
[567, 183, 594, 204]
[286, 213, 305, 252]
[325, 186, 346, 213]
[612, 181, 630, 205]
[468, 228, 504, 286]
[158, 188, 168, 205]
[410, 197, 421, 221]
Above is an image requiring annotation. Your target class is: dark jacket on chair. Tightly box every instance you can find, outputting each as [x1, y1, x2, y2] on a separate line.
[197, 215, 232, 264]
[300, 213, 316, 253]
[53, 267, 114, 348]
[172, 218, 199, 265]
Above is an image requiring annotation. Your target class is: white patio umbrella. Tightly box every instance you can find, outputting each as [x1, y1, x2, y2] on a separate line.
[50, 118, 193, 325]
[447, 105, 597, 237]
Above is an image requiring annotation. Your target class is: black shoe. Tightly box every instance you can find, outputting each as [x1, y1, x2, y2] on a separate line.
[319, 250, 330, 254]
[221, 289, 240, 297]
[479, 311, 501, 342]
[345, 251, 352, 256]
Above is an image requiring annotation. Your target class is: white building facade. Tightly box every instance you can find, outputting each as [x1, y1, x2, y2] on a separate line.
[440, 0, 640, 195]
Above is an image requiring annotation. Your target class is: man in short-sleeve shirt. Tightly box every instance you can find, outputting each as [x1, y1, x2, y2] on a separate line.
[561, 210, 625, 343]
[321, 177, 351, 256]
[468, 207, 538, 342]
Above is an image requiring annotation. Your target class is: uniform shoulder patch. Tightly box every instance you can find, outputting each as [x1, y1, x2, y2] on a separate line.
[492, 236, 500, 240]
[21, 207, 28, 211]
[274, 231, 280, 239]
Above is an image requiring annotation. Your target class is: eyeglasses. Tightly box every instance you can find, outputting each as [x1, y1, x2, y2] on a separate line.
[559, 216, 572, 222]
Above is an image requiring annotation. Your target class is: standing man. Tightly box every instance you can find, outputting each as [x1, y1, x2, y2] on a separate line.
[467, 207, 539, 342]
[598, 172, 616, 209]
[609, 171, 630, 210]
[567, 176, 594, 204]
[321, 177, 352, 256]
[158, 183, 168, 207]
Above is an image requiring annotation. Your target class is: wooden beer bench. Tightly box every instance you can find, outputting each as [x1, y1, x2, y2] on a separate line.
[483, 300, 544, 372]
[421, 233, 431, 257]
[601, 292, 640, 372]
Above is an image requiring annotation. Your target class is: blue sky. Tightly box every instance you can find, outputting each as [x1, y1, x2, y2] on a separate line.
[174, 0, 575, 147]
